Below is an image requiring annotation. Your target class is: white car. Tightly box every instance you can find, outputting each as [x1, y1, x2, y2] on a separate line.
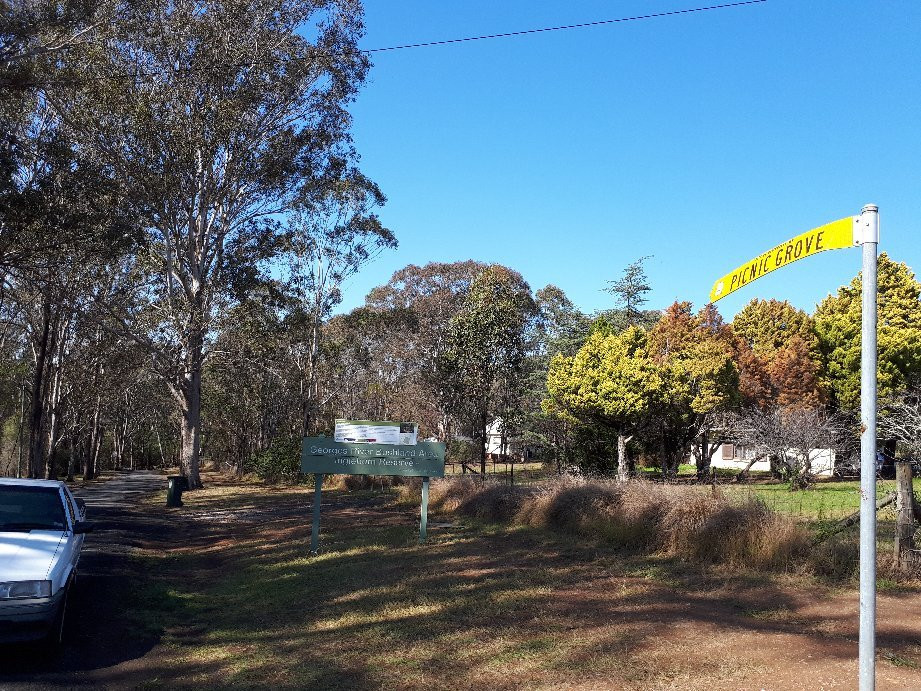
[0, 478, 92, 644]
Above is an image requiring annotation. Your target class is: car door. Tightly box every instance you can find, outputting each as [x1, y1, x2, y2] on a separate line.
[59, 487, 83, 584]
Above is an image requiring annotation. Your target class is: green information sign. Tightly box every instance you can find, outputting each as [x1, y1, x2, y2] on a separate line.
[301, 438, 445, 477]
[302, 433, 445, 553]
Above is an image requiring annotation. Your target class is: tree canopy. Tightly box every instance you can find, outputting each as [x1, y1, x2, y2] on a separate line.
[815, 253, 921, 410]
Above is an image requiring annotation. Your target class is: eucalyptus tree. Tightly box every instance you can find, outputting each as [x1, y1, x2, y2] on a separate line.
[66, 0, 376, 487]
[283, 165, 395, 436]
[1, 0, 120, 275]
[318, 305, 419, 431]
[436, 265, 537, 475]
[366, 260, 488, 439]
[205, 292, 293, 475]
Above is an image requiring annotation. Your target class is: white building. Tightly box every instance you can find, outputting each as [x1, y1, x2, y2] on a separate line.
[710, 442, 835, 477]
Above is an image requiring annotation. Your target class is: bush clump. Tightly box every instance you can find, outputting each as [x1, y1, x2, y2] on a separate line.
[248, 438, 302, 484]
[419, 475, 812, 572]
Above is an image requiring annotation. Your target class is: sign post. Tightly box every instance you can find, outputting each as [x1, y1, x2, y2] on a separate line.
[310, 473, 322, 554]
[419, 477, 430, 543]
[710, 206, 879, 690]
[302, 434, 446, 553]
[857, 204, 879, 691]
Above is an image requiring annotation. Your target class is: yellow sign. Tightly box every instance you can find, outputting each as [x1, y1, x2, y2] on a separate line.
[709, 217, 855, 302]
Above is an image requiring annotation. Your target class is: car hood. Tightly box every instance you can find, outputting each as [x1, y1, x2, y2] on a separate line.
[0, 531, 65, 581]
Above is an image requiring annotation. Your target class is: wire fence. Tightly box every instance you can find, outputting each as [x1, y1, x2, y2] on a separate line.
[444, 460, 555, 487]
[716, 480, 900, 523]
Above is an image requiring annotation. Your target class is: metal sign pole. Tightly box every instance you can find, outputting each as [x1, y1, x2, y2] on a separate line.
[419, 476, 430, 543]
[857, 204, 879, 691]
[310, 473, 323, 554]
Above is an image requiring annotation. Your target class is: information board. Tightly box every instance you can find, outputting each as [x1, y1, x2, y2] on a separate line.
[302, 438, 445, 477]
[334, 419, 418, 446]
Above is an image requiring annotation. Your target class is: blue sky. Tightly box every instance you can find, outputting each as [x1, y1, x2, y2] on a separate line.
[340, 0, 921, 320]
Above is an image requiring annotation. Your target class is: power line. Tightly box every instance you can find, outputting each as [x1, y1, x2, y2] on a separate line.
[364, 1, 768, 53]
[6, 0, 768, 88]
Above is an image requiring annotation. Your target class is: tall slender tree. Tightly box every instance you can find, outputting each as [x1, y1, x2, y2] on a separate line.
[65, 0, 376, 487]
[437, 265, 536, 475]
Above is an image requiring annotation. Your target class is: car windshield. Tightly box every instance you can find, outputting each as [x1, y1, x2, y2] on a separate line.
[0, 485, 67, 531]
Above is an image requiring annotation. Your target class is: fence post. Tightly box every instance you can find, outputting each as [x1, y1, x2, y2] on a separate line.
[893, 461, 919, 573]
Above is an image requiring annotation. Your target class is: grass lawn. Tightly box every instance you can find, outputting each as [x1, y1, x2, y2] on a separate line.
[723, 479, 900, 521]
[107, 473, 921, 689]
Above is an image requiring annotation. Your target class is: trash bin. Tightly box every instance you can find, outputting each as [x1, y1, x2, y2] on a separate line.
[166, 475, 189, 507]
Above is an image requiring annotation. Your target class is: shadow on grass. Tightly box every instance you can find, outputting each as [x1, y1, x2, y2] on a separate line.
[7, 475, 918, 688]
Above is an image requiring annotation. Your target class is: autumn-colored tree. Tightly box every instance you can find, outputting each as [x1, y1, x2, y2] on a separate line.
[732, 299, 823, 409]
[646, 302, 739, 479]
[733, 338, 773, 409]
[767, 336, 823, 409]
[815, 253, 921, 410]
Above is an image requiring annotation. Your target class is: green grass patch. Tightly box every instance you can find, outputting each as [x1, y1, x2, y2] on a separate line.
[722, 480, 898, 521]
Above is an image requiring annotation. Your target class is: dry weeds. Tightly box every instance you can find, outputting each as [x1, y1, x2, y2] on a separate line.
[415, 475, 813, 572]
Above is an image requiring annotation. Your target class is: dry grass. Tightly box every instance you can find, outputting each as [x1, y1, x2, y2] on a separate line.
[413, 475, 813, 572]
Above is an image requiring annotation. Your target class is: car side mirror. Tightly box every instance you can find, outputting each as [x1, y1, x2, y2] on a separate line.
[73, 521, 94, 535]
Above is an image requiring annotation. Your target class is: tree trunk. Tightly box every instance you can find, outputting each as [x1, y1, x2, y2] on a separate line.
[300, 311, 321, 438]
[180, 383, 203, 489]
[696, 432, 711, 482]
[177, 312, 205, 489]
[479, 410, 488, 478]
[893, 461, 920, 574]
[16, 383, 25, 478]
[43, 305, 67, 480]
[66, 438, 76, 483]
[616, 433, 630, 482]
[659, 431, 668, 480]
[734, 454, 767, 482]
[155, 426, 167, 468]
[27, 299, 51, 478]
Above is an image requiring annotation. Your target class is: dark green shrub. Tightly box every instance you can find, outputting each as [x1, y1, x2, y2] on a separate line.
[248, 437, 302, 484]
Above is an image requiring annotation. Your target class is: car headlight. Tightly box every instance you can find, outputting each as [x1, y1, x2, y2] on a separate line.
[0, 580, 52, 599]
